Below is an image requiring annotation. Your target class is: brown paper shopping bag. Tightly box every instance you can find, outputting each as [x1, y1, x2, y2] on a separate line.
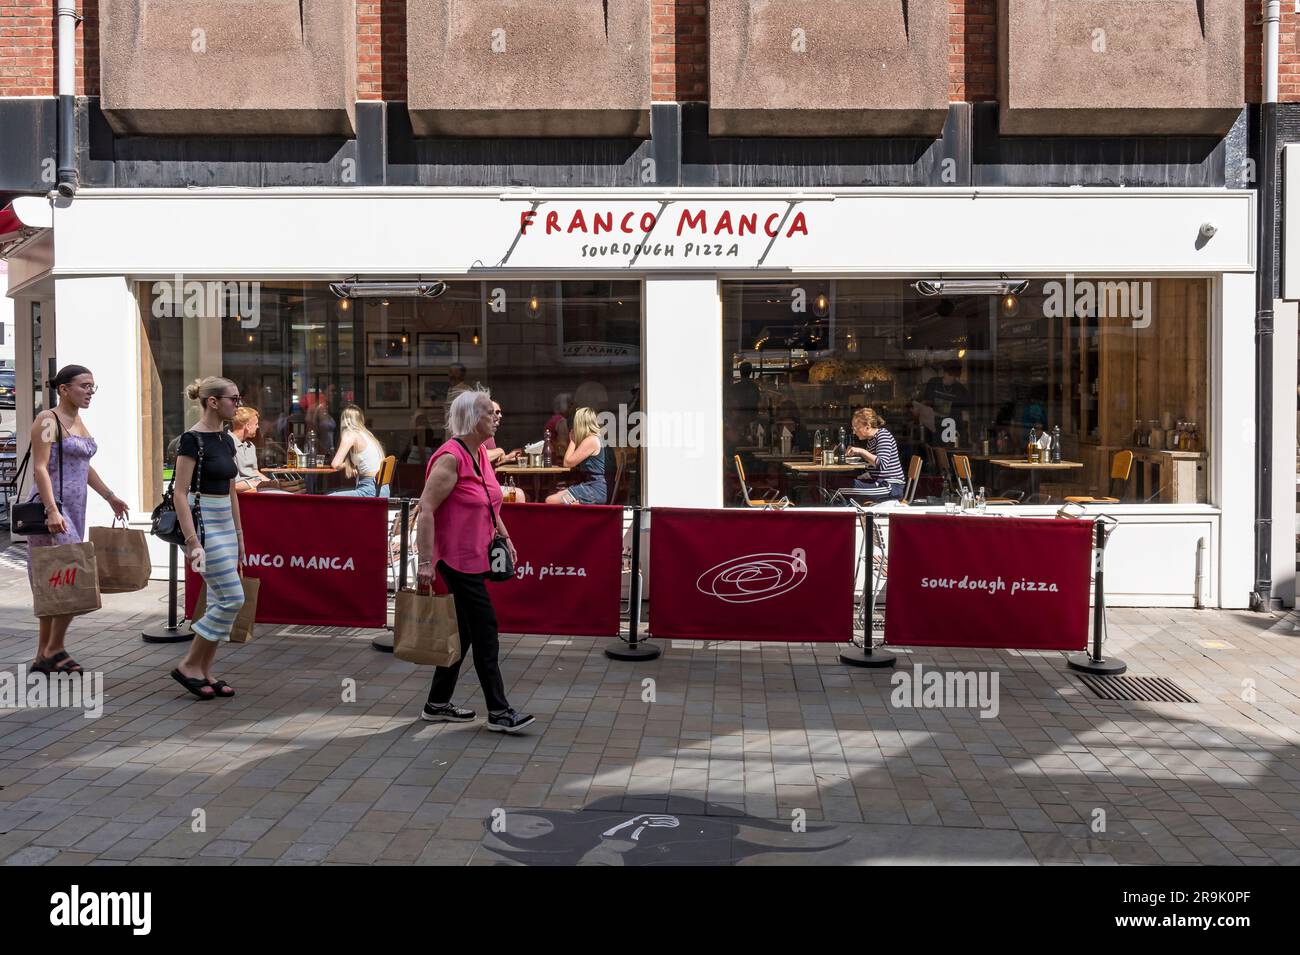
[89, 520, 152, 594]
[193, 574, 261, 644]
[30, 541, 102, 618]
[393, 589, 461, 667]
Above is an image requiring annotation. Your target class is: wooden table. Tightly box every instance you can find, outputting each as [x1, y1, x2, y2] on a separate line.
[784, 462, 862, 497]
[989, 459, 1084, 499]
[496, 465, 573, 501]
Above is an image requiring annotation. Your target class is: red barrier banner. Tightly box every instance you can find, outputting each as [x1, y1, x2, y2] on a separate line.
[487, 503, 623, 636]
[185, 494, 389, 628]
[883, 514, 1092, 651]
[648, 507, 855, 642]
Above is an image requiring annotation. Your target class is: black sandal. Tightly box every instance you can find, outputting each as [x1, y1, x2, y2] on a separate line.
[45, 651, 82, 674]
[207, 680, 235, 698]
[29, 657, 52, 674]
[170, 668, 214, 700]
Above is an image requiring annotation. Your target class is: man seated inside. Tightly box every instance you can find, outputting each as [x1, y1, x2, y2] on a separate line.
[232, 406, 270, 491]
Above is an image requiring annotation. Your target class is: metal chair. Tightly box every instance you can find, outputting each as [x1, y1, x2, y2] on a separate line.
[734, 454, 790, 509]
[1065, 450, 1134, 505]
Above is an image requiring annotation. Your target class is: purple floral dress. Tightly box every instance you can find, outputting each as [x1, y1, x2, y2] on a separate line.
[25, 434, 97, 580]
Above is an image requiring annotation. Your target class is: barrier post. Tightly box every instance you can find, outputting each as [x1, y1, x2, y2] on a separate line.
[373, 497, 410, 653]
[606, 506, 661, 661]
[1067, 518, 1127, 675]
[141, 541, 194, 643]
[840, 510, 896, 668]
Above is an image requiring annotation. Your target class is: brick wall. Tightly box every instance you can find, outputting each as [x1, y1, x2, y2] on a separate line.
[0, 2, 1295, 107]
[0, 0, 55, 96]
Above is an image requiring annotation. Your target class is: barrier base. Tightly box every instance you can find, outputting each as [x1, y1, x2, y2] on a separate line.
[1066, 653, 1127, 676]
[141, 623, 193, 644]
[605, 640, 662, 661]
[372, 629, 394, 653]
[840, 645, 897, 668]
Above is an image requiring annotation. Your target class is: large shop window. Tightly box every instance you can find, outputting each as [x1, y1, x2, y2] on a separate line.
[722, 279, 1209, 508]
[139, 280, 642, 504]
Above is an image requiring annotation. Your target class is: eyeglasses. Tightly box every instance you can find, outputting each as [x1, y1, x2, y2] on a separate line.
[78, 384, 98, 394]
[221, 394, 244, 406]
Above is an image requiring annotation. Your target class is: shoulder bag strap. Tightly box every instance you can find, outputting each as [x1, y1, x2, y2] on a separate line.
[13, 412, 65, 502]
[453, 439, 499, 529]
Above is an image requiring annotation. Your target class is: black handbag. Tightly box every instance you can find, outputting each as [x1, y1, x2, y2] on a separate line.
[455, 438, 514, 582]
[9, 414, 65, 536]
[151, 430, 205, 547]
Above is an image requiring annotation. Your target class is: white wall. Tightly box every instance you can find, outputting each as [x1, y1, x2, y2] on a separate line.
[52, 276, 145, 524]
[1272, 300, 1297, 607]
[0, 265, 14, 368]
[643, 276, 722, 508]
[1216, 271, 1258, 609]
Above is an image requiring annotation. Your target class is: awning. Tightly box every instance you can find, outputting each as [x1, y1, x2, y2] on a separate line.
[0, 196, 53, 250]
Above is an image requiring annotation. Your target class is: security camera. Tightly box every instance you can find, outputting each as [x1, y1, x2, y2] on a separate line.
[1199, 221, 1217, 239]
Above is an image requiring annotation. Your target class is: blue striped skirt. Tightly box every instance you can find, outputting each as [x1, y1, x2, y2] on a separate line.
[190, 494, 244, 643]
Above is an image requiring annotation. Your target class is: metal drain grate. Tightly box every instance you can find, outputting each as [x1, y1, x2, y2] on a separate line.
[1076, 674, 1197, 703]
[275, 626, 372, 638]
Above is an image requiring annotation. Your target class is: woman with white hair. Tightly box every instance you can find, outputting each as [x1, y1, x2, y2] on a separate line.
[414, 388, 535, 733]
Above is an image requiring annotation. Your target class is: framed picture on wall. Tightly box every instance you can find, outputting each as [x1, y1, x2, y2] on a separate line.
[417, 375, 448, 408]
[417, 333, 459, 366]
[367, 332, 411, 367]
[367, 375, 410, 409]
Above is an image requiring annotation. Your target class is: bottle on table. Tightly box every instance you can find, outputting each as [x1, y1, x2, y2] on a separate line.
[542, 429, 553, 467]
[812, 430, 823, 465]
[836, 427, 847, 465]
[1051, 425, 1062, 464]
[1026, 429, 1037, 464]
[977, 486, 987, 514]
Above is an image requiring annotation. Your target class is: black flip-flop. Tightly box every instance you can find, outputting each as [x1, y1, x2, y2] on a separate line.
[207, 680, 235, 698]
[170, 668, 214, 700]
[45, 651, 82, 674]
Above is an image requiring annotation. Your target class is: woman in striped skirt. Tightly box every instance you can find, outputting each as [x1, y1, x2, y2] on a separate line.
[168, 377, 247, 700]
[846, 407, 906, 501]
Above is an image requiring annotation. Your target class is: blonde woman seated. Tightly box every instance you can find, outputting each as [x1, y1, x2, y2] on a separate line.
[545, 407, 607, 505]
[231, 406, 270, 492]
[329, 405, 389, 497]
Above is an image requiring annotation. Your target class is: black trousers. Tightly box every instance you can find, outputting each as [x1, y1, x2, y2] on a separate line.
[428, 561, 510, 713]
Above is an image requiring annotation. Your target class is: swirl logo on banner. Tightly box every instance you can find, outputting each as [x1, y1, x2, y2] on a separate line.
[695, 549, 808, 604]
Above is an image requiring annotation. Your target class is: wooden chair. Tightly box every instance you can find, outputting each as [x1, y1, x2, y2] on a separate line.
[1065, 450, 1134, 505]
[734, 454, 790, 509]
[900, 454, 923, 504]
[376, 454, 397, 495]
[606, 445, 630, 504]
[952, 454, 1018, 504]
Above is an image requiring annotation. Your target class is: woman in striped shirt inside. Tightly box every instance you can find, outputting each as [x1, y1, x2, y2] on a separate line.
[847, 407, 906, 501]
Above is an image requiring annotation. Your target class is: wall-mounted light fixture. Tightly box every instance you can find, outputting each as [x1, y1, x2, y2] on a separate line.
[913, 279, 1028, 297]
[328, 278, 449, 300]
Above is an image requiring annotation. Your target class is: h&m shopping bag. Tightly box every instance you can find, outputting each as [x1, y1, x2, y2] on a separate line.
[393, 589, 461, 667]
[193, 574, 261, 644]
[30, 541, 102, 618]
[89, 519, 152, 594]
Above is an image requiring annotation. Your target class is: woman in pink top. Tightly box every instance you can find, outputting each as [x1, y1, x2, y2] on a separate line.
[415, 389, 534, 734]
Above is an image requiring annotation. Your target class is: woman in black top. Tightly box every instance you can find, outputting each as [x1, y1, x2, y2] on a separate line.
[169, 376, 246, 701]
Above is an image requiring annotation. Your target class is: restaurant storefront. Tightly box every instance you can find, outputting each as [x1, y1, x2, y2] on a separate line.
[0, 186, 1270, 608]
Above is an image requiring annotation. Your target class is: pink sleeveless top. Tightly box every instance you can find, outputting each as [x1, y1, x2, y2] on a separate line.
[431, 439, 503, 575]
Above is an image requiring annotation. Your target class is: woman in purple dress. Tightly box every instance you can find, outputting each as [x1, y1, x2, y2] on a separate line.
[27, 365, 130, 674]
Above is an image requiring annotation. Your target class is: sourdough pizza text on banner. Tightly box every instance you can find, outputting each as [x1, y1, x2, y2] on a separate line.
[648, 507, 855, 642]
[883, 513, 1092, 651]
[185, 494, 388, 628]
